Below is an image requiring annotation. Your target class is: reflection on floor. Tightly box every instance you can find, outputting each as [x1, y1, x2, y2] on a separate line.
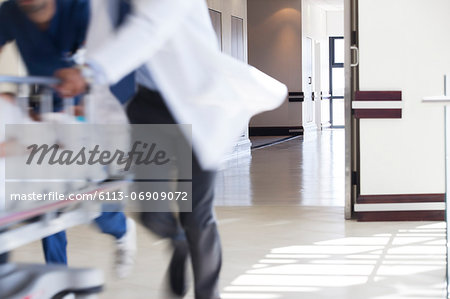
[216, 130, 345, 206]
[249, 136, 297, 149]
[11, 129, 446, 298]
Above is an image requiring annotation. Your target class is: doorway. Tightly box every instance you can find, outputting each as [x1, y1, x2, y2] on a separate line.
[303, 37, 315, 129]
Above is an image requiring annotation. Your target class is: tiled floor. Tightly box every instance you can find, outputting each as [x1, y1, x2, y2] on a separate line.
[11, 129, 447, 299]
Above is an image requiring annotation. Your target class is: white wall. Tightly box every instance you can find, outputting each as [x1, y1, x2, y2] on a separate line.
[302, 0, 327, 41]
[302, 1, 327, 96]
[327, 11, 344, 37]
[247, 0, 302, 128]
[311, 9, 344, 98]
[302, 1, 343, 127]
[303, 0, 327, 130]
[359, 0, 450, 195]
[302, 3, 345, 96]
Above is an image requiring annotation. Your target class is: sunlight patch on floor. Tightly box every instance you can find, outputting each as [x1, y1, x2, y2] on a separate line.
[221, 222, 446, 299]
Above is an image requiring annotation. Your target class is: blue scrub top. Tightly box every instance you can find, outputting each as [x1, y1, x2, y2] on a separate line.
[0, 0, 89, 77]
[0, 0, 89, 109]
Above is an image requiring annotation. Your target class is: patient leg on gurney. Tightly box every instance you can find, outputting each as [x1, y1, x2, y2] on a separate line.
[95, 212, 137, 279]
[40, 212, 137, 277]
[42, 231, 68, 264]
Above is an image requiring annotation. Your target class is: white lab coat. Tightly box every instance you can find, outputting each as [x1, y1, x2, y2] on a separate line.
[86, 0, 287, 170]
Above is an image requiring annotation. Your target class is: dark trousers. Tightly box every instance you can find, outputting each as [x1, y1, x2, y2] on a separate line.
[126, 87, 222, 299]
[0, 253, 7, 264]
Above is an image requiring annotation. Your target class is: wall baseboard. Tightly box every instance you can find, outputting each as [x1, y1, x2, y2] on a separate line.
[249, 126, 304, 136]
[357, 193, 445, 204]
[357, 210, 444, 222]
[355, 193, 445, 221]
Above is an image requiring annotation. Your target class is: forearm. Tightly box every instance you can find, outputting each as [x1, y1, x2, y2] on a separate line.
[0, 141, 15, 158]
[0, 142, 5, 158]
[0, 92, 15, 102]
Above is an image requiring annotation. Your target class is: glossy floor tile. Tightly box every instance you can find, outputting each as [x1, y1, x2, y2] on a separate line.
[10, 129, 447, 298]
[216, 129, 345, 206]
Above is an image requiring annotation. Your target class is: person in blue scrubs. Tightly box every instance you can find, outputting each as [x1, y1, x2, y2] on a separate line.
[0, 0, 136, 277]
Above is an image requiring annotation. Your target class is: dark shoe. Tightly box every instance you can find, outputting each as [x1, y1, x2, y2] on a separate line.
[168, 241, 189, 297]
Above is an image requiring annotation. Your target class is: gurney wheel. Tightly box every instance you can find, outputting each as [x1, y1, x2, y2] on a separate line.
[52, 293, 75, 299]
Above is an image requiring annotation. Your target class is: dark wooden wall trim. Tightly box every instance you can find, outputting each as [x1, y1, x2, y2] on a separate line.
[354, 109, 401, 119]
[353, 90, 402, 119]
[249, 126, 303, 136]
[288, 92, 304, 102]
[357, 193, 445, 204]
[357, 211, 444, 222]
[355, 91, 402, 101]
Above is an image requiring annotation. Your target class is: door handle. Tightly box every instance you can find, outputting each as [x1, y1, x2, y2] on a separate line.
[308, 76, 312, 85]
[350, 46, 359, 67]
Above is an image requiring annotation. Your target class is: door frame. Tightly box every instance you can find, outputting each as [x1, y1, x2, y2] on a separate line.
[329, 36, 345, 128]
[344, 0, 359, 219]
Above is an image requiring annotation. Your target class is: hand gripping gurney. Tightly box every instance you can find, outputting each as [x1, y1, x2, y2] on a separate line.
[0, 75, 130, 299]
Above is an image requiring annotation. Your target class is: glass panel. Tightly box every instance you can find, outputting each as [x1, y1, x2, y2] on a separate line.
[332, 98, 345, 126]
[332, 68, 345, 97]
[334, 38, 344, 64]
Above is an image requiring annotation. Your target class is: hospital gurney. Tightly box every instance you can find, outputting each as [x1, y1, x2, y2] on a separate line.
[0, 181, 128, 299]
[0, 75, 129, 299]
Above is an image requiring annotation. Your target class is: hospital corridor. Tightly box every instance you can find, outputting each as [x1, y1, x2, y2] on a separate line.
[1, 0, 450, 298]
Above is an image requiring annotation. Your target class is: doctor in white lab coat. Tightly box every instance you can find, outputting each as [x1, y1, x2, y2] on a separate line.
[55, 0, 287, 298]
[57, 0, 287, 170]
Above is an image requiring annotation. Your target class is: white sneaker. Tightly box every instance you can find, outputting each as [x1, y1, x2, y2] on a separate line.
[115, 217, 137, 279]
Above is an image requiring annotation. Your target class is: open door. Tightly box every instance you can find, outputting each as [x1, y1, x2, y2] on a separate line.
[346, 2, 450, 294]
